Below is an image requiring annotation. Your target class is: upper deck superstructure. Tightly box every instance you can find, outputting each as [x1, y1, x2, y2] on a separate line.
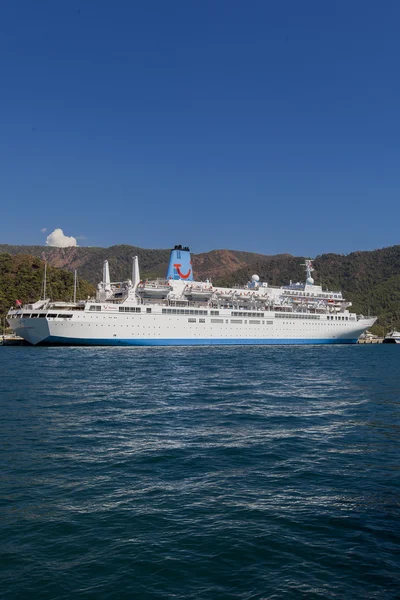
[7, 245, 376, 345]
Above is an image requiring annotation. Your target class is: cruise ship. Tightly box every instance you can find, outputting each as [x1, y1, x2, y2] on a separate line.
[7, 245, 376, 346]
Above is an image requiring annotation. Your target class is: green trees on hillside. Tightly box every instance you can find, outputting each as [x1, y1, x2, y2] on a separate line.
[0, 254, 95, 328]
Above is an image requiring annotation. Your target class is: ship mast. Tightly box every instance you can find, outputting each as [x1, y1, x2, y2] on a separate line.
[43, 259, 47, 300]
[73, 270, 77, 303]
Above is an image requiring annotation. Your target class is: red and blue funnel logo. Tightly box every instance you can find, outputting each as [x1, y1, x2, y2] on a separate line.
[166, 246, 193, 281]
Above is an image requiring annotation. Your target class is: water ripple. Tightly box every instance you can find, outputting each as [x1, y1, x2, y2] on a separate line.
[1, 345, 400, 599]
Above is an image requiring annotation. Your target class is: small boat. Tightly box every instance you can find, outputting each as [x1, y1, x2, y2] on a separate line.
[217, 291, 235, 301]
[184, 285, 213, 301]
[383, 330, 400, 344]
[137, 281, 171, 299]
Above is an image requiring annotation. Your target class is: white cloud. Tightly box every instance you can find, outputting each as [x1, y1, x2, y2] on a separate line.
[46, 228, 78, 247]
[41, 227, 47, 233]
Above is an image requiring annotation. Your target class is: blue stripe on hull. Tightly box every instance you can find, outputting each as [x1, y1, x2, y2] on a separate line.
[41, 336, 359, 346]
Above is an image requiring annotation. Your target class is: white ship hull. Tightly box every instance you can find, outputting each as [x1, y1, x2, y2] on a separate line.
[7, 246, 377, 346]
[7, 309, 376, 346]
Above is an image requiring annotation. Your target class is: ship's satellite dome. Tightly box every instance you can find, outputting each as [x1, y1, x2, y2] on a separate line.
[252, 274, 260, 282]
[307, 277, 314, 285]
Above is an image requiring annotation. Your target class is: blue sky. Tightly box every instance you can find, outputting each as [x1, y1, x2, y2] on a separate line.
[1, 0, 399, 256]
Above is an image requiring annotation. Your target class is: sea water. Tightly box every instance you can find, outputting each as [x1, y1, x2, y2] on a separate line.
[1, 345, 399, 599]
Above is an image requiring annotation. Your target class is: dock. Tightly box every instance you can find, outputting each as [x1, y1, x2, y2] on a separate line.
[1, 335, 29, 346]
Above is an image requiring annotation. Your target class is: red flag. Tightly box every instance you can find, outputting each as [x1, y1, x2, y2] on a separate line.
[15, 300, 22, 306]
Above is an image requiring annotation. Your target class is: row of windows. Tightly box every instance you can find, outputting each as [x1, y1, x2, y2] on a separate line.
[187, 318, 272, 326]
[231, 312, 264, 317]
[14, 311, 353, 325]
[231, 319, 269, 325]
[89, 305, 102, 311]
[119, 307, 141, 313]
[275, 313, 320, 320]
[162, 309, 208, 315]
[327, 315, 348, 321]
[13, 313, 73, 319]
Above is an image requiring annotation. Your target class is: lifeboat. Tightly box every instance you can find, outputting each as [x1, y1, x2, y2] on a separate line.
[217, 291, 235, 301]
[184, 285, 213, 301]
[137, 281, 171, 299]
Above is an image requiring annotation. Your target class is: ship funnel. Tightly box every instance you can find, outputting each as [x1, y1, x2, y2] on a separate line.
[166, 245, 193, 281]
[103, 260, 111, 292]
[132, 256, 140, 287]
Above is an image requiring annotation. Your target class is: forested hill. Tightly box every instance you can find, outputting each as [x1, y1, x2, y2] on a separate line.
[0, 254, 95, 327]
[1, 243, 400, 334]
